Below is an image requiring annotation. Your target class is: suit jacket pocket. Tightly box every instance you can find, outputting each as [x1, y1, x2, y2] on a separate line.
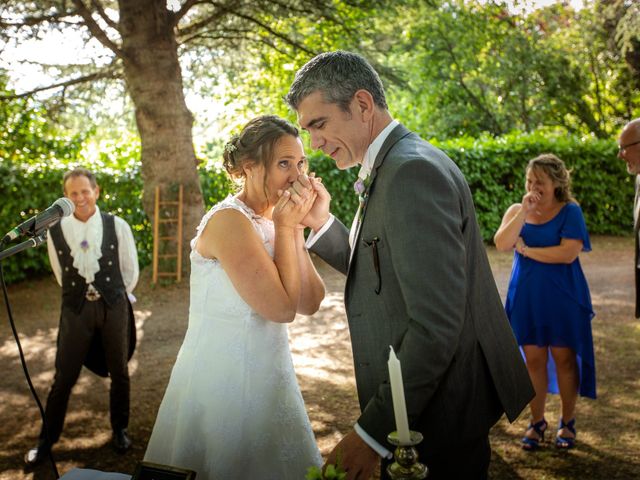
[360, 236, 382, 295]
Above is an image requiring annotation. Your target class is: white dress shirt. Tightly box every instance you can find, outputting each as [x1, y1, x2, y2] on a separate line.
[47, 206, 139, 295]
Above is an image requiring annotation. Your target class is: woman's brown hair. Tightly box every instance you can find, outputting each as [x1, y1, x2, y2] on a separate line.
[222, 115, 299, 195]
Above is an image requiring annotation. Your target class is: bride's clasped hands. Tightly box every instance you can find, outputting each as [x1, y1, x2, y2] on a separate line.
[273, 174, 318, 230]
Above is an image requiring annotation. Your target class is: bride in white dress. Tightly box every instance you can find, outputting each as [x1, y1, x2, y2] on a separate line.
[144, 115, 325, 479]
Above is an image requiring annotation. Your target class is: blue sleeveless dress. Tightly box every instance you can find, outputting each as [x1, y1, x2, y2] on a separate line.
[505, 202, 596, 399]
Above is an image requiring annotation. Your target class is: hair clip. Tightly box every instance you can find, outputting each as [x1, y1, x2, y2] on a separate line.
[224, 142, 237, 153]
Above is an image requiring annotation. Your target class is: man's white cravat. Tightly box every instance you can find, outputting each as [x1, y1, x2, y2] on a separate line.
[64, 207, 103, 283]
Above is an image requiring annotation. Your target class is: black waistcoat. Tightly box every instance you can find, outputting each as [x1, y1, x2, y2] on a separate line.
[49, 212, 126, 314]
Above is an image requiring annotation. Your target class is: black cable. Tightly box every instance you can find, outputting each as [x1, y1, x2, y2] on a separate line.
[0, 240, 59, 478]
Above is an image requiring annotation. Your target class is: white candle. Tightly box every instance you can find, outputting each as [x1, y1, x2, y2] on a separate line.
[388, 346, 411, 444]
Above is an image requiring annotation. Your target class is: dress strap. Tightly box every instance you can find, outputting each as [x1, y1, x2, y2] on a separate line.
[190, 195, 260, 250]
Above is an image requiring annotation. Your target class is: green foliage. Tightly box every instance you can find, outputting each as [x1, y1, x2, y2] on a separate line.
[0, 84, 633, 282]
[0, 162, 67, 283]
[0, 78, 85, 166]
[307, 131, 631, 243]
[0, 160, 234, 284]
[0, 80, 85, 282]
[306, 460, 347, 480]
[378, 0, 628, 139]
[308, 151, 360, 227]
[0, 162, 144, 284]
[217, 0, 637, 142]
[611, 1, 640, 58]
[434, 131, 632, 241]
[0, 125, 630, 285]
[199, 163, 235, 208]
[199, 0, 383, 129]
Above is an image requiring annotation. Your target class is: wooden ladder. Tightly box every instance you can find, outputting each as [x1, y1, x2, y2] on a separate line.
[152, 184, 183, 283]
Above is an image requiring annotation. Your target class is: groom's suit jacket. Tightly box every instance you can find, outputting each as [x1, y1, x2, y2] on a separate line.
[311, 124, 534, 450]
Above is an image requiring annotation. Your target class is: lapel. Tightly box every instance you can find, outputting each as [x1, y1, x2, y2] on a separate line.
[367, 123, 412, 190]
[347, 123, 413, 270]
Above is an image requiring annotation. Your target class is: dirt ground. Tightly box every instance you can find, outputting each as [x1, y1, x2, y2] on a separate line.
[1, 236, 639, 479]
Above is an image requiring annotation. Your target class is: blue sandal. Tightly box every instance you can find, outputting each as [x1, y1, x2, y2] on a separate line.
[555, 418, 576, 449]
[521, 418, 547, 451]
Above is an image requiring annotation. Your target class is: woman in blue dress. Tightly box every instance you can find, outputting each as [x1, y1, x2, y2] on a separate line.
[494, 154, 595, 451]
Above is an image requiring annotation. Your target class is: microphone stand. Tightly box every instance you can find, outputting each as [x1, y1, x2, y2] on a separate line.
[0, 231, 48, 261]
[0, 232, 60, 478]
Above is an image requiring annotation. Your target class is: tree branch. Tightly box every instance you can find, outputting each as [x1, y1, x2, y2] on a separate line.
[231, 11, 315, 56]
[185, 31, 297, 59]
[0, 68, 121, 100]
[91, 0, 119, 31]
[176, 7, 232, 38]
[180, 27, 253, 46]
[172, 0, 207, 26]
[436, 26, 503, 135]
[0, 10, 78, 28]
[71, 0, 126, 61]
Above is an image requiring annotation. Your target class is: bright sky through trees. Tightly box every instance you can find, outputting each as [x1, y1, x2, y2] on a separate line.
[0, 0, 591, 146]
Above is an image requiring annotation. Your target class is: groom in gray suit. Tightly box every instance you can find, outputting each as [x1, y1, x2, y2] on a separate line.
[286, 51, 534, 479]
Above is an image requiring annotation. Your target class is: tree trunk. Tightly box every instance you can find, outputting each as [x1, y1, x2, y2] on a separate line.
[119, 0, 204, 278]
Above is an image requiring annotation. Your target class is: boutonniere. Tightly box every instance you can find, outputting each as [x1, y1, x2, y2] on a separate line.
[353, 173, 372, 201]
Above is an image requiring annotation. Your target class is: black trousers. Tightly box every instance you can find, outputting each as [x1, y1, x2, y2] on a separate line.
[39, 295, 130, 446]
[381, 434, 491, 480]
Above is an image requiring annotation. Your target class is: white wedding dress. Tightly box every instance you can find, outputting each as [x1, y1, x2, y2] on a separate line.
[144, 195, 322, 479]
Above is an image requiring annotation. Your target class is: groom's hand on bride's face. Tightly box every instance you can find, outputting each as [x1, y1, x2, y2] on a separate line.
[295, 174, 331, 232]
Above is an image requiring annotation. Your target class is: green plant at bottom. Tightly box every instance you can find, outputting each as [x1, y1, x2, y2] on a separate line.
[306, 454, 347, 480]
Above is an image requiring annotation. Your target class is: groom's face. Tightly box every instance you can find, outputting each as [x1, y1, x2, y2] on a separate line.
[297, 91, 370, 170]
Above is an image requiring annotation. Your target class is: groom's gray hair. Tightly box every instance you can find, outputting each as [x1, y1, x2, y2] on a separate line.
[285, 50, 388, 113]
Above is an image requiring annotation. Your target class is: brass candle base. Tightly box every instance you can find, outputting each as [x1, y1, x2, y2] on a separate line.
[386, 431, 428, 479]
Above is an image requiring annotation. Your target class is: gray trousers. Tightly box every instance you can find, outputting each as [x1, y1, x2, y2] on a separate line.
[39, 294, 130, 446]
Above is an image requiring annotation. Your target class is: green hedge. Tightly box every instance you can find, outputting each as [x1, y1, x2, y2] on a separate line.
[0, 162, 232, 284]
[0, 132, 632, 284]
[309, 130, 632, 241]
[437, 131, 632, 240]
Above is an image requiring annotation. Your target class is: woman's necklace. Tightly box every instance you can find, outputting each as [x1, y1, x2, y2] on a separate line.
[534, 202, 562, 222]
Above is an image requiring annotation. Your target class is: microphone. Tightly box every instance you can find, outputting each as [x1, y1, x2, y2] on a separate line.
[2, 198, 75, 244]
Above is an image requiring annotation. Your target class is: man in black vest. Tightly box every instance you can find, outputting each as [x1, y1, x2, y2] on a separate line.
[25, 168, 139, 465]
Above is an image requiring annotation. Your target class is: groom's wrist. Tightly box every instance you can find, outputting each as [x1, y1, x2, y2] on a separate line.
[354, 423, 392, 459]
[308, 213, 331, 232]
[305, 214, 335, 250]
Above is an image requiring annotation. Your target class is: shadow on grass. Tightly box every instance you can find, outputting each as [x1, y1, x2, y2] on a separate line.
[490, 420, 640, 479]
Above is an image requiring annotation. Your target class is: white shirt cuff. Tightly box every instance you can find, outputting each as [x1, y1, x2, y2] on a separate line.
[354, 423, 393, 459]
[305, 214, 335, 249]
